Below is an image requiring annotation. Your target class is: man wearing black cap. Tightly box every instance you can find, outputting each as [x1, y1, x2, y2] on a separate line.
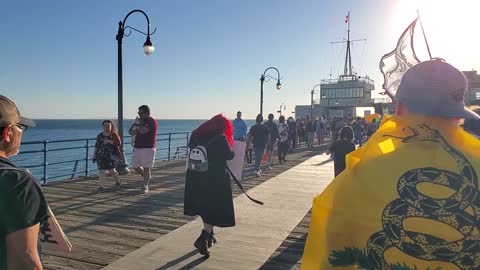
[0, 96, 48, 270]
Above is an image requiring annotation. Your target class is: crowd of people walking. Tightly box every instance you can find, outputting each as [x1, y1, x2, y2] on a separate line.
[2, 59, 480, 267]
[229, 109, 382, 178]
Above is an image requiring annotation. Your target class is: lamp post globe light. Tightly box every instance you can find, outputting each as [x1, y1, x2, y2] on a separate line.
[143, 36, 155, 55]
[276, 80, 282, 90]
[260, 67, 282, 115]
[116, 9, 155, 174]
[310, 84, 321, 118]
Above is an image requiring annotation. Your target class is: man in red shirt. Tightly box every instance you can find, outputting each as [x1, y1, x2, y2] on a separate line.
[129, 105, 158, 193]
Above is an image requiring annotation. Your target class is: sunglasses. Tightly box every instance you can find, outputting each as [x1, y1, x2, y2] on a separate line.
[15, 124, 28, 132]
[138, 111, 145, 115]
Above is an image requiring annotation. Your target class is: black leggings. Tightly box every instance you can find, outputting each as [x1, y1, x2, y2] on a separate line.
[278, 141, 288, 161]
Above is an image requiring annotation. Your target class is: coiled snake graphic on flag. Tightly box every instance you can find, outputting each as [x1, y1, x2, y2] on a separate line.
[365, 124, 480, 269]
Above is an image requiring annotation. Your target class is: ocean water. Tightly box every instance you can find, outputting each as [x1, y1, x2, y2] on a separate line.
[11, 119, 256, 183]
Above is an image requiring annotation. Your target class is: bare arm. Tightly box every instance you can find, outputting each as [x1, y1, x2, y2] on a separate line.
[6, 224, 43, 270]
[128, 124, 138, 135]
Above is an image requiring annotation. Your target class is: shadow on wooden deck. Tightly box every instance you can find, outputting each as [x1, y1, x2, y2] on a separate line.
[42, 143, 330, 270]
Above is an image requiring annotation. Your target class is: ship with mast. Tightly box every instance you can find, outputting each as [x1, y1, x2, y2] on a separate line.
[296, 12, 393, 118]
[317, 12, 375, 118]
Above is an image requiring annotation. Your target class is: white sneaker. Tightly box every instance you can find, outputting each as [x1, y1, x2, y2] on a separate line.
[142, 185, 149, 193]
[255, 170, 261, 177]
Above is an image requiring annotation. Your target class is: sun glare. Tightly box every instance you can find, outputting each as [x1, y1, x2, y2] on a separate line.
[394, 0, 479, 69]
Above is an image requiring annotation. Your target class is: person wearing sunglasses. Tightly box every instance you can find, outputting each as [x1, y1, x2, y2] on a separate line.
[0, 95, 48, 270]
[129, 105, 158, 193]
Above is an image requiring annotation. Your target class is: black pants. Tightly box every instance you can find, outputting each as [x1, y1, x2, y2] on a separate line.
[278, 141, 288, 161]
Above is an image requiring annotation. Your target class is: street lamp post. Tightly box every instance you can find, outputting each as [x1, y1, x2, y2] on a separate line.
[116, 10, 155, 173]
[310, 84, 321, 118]
[260, 67, 282, 115]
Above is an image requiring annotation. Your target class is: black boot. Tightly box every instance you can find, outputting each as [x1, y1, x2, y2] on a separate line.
[207, 230, 218, 248]
[194, 230, 210, 257]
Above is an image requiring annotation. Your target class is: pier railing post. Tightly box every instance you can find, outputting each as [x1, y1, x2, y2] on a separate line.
[85, 139, 89, 177]
[168, 133, 171, 161]
[42, 140, 48, 184]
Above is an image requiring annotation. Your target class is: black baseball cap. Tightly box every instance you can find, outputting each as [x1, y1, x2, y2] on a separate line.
[0, 95, 36, 128]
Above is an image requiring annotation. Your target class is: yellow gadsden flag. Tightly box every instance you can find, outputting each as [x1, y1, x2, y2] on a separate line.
[301, 114, 480, 270]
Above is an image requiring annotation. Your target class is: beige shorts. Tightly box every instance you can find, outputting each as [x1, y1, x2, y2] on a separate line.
[132, 148, 156, 168]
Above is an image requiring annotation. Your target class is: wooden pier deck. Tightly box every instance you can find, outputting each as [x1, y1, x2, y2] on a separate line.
[41, 144, 333, 270]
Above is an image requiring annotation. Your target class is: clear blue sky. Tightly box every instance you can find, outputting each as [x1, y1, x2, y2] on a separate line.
[1, 0, 478, 120]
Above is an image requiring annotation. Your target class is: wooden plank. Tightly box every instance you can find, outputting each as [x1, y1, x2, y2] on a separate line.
[43, 255, 103, 270]
[103, 154, 333, 270]
[260, 211, 312, 270]
[41, 144, 330, 270]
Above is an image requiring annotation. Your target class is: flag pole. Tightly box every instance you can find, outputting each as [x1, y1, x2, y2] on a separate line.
[417, 10, 432, 60]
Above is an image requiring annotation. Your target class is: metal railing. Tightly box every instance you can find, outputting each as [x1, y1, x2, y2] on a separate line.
[13, 132, 190, 185]
[372, 98, 393, 104]
[321, 75, 375, 85]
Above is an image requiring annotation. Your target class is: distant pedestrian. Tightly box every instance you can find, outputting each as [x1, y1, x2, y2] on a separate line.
[327, 126, 356, 177]
[277, 116, 289, 163]
[316, 117, 326, 145]
[264, 113, 279, 168]
[93, 120, 122, 192]
[184, 114, 235, 258]
[331, 118, 340, 142]
[366, 119, 379, 139]
[287, 117, 297, 149]
[232, 111, 247, 142]
[297, 119, 305, 146]
[0, 96, 48, 270]
[129, 105, 158, 193]
[352, 117, 364, 146]
[305, 117, 315, 148]
[247, 114, 269, 177]
[325, 118, 331, 137]
[232, 111, 251, 163]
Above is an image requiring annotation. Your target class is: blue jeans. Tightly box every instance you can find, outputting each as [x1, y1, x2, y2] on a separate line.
[254, 146, 265, 172]
[355, 132, 363, 146]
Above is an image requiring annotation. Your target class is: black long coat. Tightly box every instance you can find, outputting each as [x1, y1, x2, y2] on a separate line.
[184, 134, 235, 227]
